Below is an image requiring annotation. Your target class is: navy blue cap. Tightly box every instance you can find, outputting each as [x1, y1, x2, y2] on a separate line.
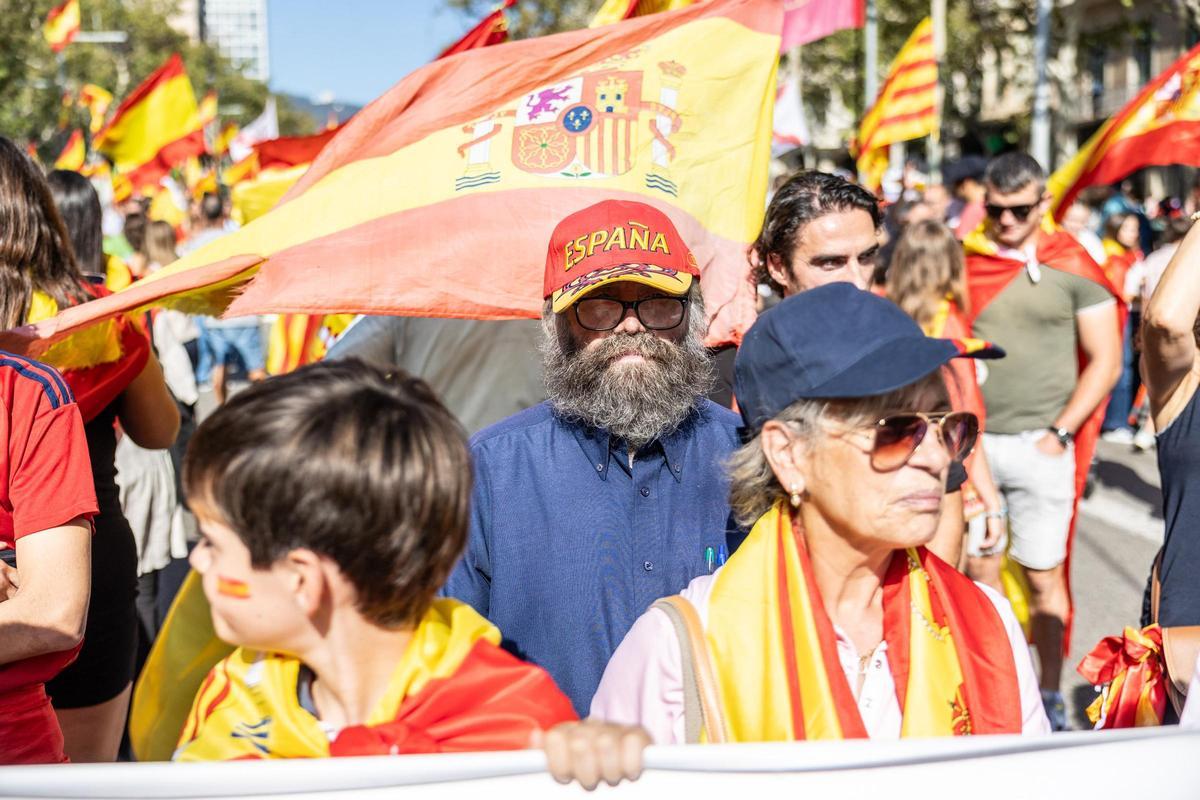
[734, 283, 1004, 431]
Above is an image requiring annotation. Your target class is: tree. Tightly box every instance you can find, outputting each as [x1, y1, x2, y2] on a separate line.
[444, 0, 597, 40]
[0, 0, 311, 159]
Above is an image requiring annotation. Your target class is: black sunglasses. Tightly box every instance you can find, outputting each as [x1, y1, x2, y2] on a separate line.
[985, 202, 1038, 222]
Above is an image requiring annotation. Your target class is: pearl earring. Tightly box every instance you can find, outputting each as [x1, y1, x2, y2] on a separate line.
[789, 484, 802, 508]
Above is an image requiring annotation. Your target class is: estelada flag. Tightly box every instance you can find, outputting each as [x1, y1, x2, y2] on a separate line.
[53, 130, 85, 171]
[439, 0, 515, 59]
[1049, 40, 1200, 220]
[6, 0, 779, 356]
[963, 221, 1124, 654]
[94, 54, 207, 193]
[43, 0, 80, 53]
[855, 17, 936, 191]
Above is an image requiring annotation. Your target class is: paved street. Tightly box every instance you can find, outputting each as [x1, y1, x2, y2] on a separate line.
[1063, 439, 1164, 729]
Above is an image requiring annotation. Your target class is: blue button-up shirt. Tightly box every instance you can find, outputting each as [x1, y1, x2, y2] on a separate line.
[443, 399, 742, 715]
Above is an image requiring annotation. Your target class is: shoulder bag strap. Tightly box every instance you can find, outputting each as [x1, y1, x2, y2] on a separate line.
[651, 596, 728, 744]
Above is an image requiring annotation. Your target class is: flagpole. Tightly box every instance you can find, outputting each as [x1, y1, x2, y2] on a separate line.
[930, 0, 946, 182]
[864, 0, 878, 107]
[1031, 0, 1053, 168]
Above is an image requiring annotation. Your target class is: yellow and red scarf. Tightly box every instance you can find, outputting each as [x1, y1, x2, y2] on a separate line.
[173, 598, 576, 760]
[705, 504, 1022, 741]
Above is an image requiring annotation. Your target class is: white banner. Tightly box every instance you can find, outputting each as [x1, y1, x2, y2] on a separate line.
[2, 727, 1198, 799]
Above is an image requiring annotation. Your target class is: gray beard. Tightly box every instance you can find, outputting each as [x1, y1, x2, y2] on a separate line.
[542, 319, 714, 449]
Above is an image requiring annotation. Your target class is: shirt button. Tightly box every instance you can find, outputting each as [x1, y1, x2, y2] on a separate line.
[596, 464, 604, 472]
[640, 487, 650, 497]
[643, 561, 654, 572]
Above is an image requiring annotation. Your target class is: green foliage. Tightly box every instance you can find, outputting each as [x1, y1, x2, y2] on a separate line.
[0, 0, 310, 160]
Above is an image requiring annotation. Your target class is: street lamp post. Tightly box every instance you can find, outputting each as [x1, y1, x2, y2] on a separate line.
[1031, 0, 1053, 168]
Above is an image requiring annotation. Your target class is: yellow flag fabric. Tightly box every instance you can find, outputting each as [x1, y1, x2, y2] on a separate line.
[4, 0, 778, 358]
[855, 17, 936, 190]
[230, 163, 308, 225]
[79, 83, 115, 133]
[590, 0, 697, 27]
[173, 599, 499, 761]
[43, 0, 80, 53]
[53, 130, 85, 171]
[93, 54, 207, 190]
[130, 571, 235, 761]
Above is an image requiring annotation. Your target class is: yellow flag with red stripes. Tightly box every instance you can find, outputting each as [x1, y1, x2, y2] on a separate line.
[855, 17, 937, 191]
[79, 84, 115, 134]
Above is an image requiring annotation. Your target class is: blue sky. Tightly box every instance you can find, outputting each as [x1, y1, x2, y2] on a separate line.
[267, 1, 477, 106]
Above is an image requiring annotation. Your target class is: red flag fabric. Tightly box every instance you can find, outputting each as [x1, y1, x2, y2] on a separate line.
[438, 0, 516, 59]
[253, 127, 343, 171]
[782, 0, 865, 50]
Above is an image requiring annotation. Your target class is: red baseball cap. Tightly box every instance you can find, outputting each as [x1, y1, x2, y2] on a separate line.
[544, 200, 700, 314]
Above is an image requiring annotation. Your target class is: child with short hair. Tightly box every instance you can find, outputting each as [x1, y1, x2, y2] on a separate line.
[173, 360, 575, 760]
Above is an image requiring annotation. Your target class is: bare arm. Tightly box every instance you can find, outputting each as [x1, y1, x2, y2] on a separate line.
[0, 519, 90, 664]
[1143, 223, 1200, 425]
[117, 354, 181, 450]
[1049, 302, 1122, 438]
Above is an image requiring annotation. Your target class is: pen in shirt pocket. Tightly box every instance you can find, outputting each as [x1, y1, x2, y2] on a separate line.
[704, 546, 716, 573]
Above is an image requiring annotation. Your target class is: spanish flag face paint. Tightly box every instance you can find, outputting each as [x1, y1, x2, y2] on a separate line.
[216, 576, 251, 600]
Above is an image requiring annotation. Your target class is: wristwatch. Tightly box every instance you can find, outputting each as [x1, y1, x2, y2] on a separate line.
[1047, 426, 1073, 447]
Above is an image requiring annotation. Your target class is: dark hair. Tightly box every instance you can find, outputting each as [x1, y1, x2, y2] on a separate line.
[183, 360, 472, 627]
[1103, 212, 1131, 243]
[983, 152, 1046, 194]
[124, 212, 147, 253]
[47, 170, 105, 276]
[0, 137, 90, 328]
[1163, 216, 1191, 246]
[753, 170, 882, 293]
[200, 192, 223, 223]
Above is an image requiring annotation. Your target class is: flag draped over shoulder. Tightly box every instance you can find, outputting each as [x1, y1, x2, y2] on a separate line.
[43, 0, 80, 53]
[93, 54, 207, 193]
[963, 222, 1125, 654]
[439, 0, 516, 58]
[6, 0, 780, 355]
[855, 17, 936, 191]
[1049, 41, 1200, 220]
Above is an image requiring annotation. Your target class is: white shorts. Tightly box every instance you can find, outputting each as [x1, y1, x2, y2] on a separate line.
[982, 430, 1076, 571]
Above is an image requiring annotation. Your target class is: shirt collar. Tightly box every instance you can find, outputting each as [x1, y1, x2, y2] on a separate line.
[562, 406, 698, 483]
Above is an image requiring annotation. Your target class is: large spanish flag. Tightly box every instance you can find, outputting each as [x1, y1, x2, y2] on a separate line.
[590, 0, 697, 26]
[43, 0, 80, 53]
[93, 54, 207, 193]
[6, 0, 779, 356]
[855, 17, 936, 191]
[1050, 40, 1200, 220]
[439, 0, 515, 58]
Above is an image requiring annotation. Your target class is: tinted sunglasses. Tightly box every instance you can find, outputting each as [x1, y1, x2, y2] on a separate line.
[860, 411, 979, 471]
[985, 202, 1037, 222]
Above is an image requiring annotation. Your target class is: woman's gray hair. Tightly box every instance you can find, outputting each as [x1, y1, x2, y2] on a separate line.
[726, 370, 951, 527]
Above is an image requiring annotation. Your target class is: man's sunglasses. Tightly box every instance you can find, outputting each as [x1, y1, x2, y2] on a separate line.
[854, 411, 979, 471]
[985, 202, 1037, 222]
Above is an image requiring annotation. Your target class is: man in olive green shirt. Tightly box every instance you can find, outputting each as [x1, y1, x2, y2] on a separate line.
[970, 152, 1121, 731]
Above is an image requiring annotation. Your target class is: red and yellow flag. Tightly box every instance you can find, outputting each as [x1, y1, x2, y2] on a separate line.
[195, 90, 218, 128]
[439, 0, 515, 59]
[214, 122, 239, 156]
[855, 17, 937, 191]
[590, 0, 697, 26]
[1050, 40, 1200, 219]
[53, 130, 85, 171]
[43, 0, 80, 53]
[79, 83, 115, 134]
[94, 54, 207, 193]
[6, 0, 779, 356]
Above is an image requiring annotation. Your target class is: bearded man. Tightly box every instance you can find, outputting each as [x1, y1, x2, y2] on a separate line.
[444, 200, 741, 715]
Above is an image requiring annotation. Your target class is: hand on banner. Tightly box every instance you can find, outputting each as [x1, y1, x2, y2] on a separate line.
[535, 718, 651, 791]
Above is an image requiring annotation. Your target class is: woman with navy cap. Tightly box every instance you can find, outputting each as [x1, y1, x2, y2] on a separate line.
[543, 284, 1048, 790]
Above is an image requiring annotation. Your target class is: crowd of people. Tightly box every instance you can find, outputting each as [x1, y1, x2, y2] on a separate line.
[1, 128, 1199, 789]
